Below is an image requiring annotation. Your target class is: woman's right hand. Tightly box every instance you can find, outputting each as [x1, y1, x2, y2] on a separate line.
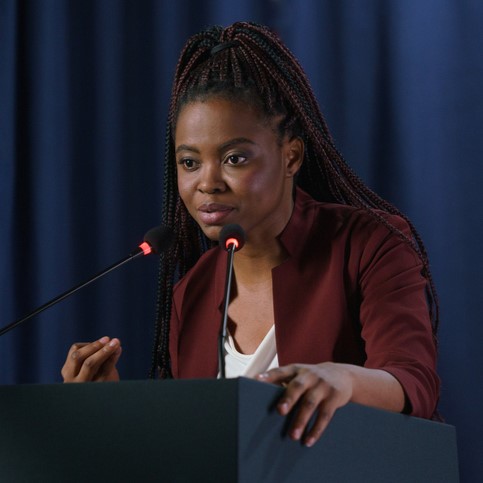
[61, 336, 122, 382]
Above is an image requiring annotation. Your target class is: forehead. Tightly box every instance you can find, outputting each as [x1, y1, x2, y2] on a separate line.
[174, 98, 274, 145]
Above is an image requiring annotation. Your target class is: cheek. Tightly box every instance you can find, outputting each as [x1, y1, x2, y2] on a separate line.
[176, 172, 193, 206]
[241, 158, 281, 193]
[241, 173, 266, 193]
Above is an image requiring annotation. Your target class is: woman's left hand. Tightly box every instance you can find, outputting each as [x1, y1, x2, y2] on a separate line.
[255, 362, 354, 447]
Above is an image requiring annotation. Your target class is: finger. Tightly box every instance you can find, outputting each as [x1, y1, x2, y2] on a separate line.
[63, 342, 91, 370]
[76, 338, 121, 381]
[67, 342, 89, 358]
[288, 382, 332, 442]
[70, 336, 110, 363]
[62, 338, 109, 381]
[276, 368, 317, 416]
[303, 403, 336, 447]
[96, 346, 123, 381]
[255, 365, 298, 385]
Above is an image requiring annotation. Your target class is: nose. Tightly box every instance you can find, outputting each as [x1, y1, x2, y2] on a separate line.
[197, 163, 226, 194]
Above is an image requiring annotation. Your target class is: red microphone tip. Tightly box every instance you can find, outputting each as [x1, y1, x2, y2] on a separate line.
[225, 237, 240, 250]
[139, 241, 153, 256]
[220, 224, 246, 252]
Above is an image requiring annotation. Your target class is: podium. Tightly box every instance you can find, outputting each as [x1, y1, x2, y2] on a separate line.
[0, 378, 458, 482]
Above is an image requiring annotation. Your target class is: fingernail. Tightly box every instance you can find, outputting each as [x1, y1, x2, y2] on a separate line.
[278, 402, 289, 415]
[108, 338, 119, 347]
[257, 373, 269, 379]
[291, 428, 302, 440]
[305, 437, 315, 448]
[99, 336, 109, 344]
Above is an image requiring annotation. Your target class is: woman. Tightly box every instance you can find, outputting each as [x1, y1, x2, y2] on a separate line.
[62, 22, 440, 447]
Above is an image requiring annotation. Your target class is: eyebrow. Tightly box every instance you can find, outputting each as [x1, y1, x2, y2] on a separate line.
[175, 137, 256, 154]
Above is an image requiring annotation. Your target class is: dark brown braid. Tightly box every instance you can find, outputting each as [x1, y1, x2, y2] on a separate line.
[150, 22, 439, 379]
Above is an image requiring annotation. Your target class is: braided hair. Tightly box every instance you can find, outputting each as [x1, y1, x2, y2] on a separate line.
[150, 22, 439, 379]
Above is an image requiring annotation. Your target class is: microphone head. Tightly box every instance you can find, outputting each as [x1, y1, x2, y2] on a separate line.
[219, 224, 246, 252]
[143, 225, 174, 254]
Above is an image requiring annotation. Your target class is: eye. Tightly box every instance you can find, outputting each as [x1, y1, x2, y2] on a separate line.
[177, 158, 198, 171]
[224, 154, 247, 166]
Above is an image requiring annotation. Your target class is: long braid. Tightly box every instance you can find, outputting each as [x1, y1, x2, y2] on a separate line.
[237, 24, 439, 330]
[151, 22, 439, 378]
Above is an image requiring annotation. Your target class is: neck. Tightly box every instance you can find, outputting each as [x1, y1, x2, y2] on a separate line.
[232, 234, 288, 287]
[232, 193, 294, 284]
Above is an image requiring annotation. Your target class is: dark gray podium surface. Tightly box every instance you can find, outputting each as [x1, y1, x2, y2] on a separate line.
[0, 378, 458, 482]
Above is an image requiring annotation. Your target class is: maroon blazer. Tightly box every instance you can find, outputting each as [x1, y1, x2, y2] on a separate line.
[169, 188, 440, 418]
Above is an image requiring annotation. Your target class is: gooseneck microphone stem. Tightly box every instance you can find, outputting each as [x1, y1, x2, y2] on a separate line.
[217, 224, 246, 379]
[218, 243, 236, 379]
[0, 225, 173, 338]
[0, 249, 145, 337]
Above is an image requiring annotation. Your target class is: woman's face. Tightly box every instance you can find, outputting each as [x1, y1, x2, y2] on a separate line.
[174, 97, 303, 245]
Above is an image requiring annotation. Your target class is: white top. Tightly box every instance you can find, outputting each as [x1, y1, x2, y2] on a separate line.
[224, 325, 279, 378]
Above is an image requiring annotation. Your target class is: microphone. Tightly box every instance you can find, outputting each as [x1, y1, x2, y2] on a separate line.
[218, 224, 246, 378]
[220, 223, 246, 252]
[0, 225, 174, 337]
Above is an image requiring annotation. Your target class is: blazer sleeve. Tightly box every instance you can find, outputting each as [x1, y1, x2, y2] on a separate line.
[357, 214, 440, 418]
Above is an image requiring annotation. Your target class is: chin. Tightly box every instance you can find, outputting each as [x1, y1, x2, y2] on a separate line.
[200, 224, 223, 241]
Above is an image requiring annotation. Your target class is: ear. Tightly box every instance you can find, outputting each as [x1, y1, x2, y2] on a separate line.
[283, 136, 304, 178]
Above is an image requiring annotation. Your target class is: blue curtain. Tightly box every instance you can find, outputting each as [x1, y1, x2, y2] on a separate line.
[1, 1, 482, 480]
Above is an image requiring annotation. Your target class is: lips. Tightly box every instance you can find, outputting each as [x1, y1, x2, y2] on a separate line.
[197, 203, 234, 225]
